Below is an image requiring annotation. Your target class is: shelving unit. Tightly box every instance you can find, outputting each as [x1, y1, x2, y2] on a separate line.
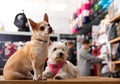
[109, 14, 120, 23]
[0, 31, 33, 36]
[109, 40, 120, 65]
[0, 31, 59, 38]
[109, 37, 120, 44]
[109, 15, 120, 71]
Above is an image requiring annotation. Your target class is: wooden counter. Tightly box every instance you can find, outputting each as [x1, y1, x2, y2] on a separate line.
[0, 76, 120, 84]
[109, 37, 120, 44]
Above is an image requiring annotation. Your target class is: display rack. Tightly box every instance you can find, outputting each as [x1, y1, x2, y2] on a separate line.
[109, 42, 120, 65]
[109, 14, 120, 23]
[109, 15, 120, 70]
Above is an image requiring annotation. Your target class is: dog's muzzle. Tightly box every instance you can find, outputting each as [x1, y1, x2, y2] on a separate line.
[59, 52, 64, 58]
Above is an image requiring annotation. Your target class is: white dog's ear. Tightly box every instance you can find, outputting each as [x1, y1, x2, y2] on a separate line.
[48, 40, 53, 46]
[63, 42, 69, 50]
[44, 13, 49, 22]
[65, 42, 68, 46]
[63, 41, 68, 47]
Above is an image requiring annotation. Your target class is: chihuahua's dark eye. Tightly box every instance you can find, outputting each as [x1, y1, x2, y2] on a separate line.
[53, 48, 57, 51]
[40, 26, 45, 31]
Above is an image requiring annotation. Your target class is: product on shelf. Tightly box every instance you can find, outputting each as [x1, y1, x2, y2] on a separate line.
[14, 12, 30, 32]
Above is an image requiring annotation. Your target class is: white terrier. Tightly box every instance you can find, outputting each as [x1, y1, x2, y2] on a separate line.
[43, 42, 79, 79]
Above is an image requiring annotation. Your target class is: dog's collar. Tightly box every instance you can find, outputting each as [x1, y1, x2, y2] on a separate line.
[36, 38, 48, 42]
[33, 36, 48, 42]
[47, 61, 66, 76]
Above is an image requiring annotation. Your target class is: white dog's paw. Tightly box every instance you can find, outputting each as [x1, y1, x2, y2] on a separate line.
[54, 76, 63, 80]
[43, 72, 53, 78]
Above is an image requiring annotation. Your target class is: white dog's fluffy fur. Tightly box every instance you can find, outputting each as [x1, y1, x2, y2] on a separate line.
[43, 42, 79, 79]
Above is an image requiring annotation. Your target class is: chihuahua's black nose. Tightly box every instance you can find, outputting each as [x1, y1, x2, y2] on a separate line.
[59, 52, 63, 57]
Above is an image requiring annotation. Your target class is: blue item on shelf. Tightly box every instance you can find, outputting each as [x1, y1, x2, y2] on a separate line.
[98, 0, 108, 7]
[102, 0, 114, 10]
[82, 16, 90, 24]
[98, 0, 114, 10]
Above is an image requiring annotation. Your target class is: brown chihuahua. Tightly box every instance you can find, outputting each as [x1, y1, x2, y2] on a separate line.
[3, 13, 53, 80]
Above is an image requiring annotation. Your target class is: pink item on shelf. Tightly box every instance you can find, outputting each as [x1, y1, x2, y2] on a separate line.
[89, 9, 93, 15]
[5, 43, 17, 57]
[72, 26, 77, 34]
[89, 0, 93, 6]
[83, 3, 90, 10]
[76, 8, 82, 17]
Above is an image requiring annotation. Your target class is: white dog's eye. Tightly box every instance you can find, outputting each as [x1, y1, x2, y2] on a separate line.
[62, 48, 65, 51]
[53, 48, 57, 51]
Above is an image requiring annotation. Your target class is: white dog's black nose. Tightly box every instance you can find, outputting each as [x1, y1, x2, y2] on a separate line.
[59, 52, 63, 57]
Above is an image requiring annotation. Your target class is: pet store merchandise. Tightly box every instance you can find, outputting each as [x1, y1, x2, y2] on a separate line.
[90, 0, 120, 78]
[0, 0, 120, 84]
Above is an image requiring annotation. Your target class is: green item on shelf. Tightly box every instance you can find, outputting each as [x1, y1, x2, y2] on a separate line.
[0, 24, 4, 31]
[94, 4, 99, 11]
[0, 27, 3, 31]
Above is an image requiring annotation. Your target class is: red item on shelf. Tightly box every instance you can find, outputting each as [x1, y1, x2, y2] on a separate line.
[92, 46, 101, 76]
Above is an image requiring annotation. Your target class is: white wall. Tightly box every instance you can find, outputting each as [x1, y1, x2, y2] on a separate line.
[0, 0, 70, 34]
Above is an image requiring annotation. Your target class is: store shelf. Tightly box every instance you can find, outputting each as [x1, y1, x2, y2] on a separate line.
[111, 60, 120, 64]
[109, 14, 120, 23]
[0, 31, 33, 36]
[0, 31, 59, 37]
[109, 37, 120, 44]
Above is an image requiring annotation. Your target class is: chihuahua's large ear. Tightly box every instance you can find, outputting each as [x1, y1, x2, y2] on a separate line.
[29, 19, 36, 29]
[44, 13, 49, 22]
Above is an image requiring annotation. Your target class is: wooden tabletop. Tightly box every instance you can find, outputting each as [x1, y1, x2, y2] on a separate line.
[0, 76, 120, 84]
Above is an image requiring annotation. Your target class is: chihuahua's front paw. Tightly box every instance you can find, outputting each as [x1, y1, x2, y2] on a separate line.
[39, 77, 47, 80]
[33, 76, 39, 81]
